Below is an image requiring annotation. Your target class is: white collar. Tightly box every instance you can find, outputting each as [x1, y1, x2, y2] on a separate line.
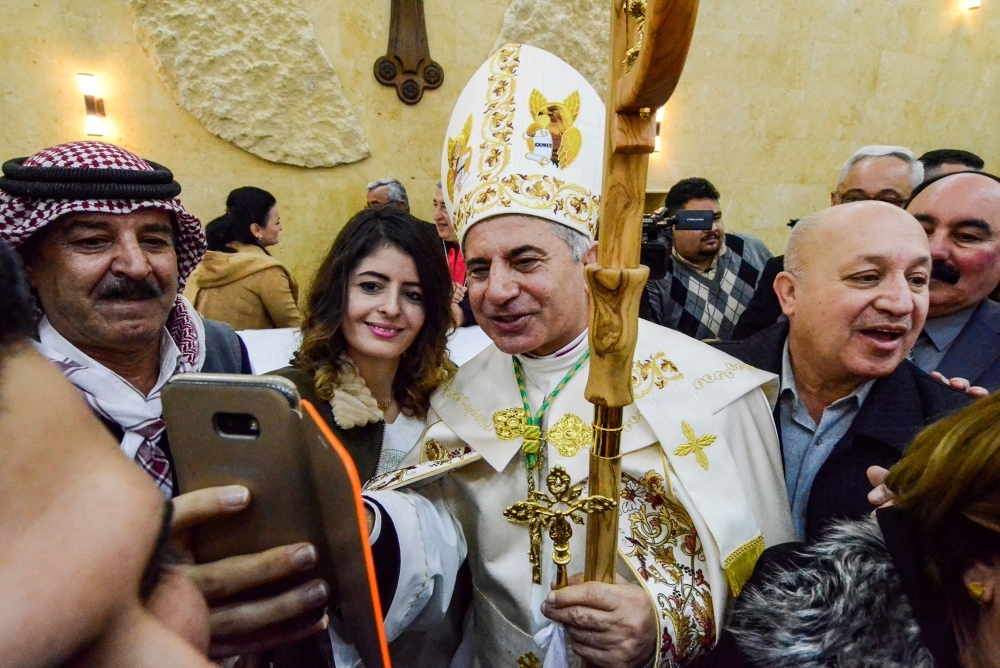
[37, 317, 182, 399]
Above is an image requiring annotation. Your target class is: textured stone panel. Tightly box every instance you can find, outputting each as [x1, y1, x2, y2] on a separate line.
[127, 0, 369, 168]
[493, 0, 611, 100]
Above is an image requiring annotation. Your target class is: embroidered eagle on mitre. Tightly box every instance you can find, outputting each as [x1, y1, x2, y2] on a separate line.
[523, 89, 582, 169]
[447, 114, 474, 201]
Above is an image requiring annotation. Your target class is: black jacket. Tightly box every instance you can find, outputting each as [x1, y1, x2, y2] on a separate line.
[934, 298, 1000, 393]
[713, 321, 969, 541]
[729, 254, 784, 340]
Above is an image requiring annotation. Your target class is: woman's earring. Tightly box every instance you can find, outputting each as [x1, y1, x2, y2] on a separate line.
[256, 235, 263, 243]
[968, 581, 987, 606]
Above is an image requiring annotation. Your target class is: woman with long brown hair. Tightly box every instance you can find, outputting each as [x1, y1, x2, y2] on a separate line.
[275, 206, 456, 484]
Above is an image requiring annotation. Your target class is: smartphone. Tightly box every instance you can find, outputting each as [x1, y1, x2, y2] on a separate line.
[162, 373, 389, 668]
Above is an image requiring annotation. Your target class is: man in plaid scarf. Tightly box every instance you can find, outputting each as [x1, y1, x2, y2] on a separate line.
[642, 177, 773, 341]
[0, 142, 332, 660]
[0, 140, 250, 498]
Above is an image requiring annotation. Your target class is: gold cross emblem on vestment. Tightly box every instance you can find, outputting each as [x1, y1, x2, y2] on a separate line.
[504, 466, 616, 586]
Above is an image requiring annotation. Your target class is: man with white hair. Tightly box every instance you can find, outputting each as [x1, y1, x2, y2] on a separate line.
[715, 201, 968, 542]
[830, 145, 923, 207]
[366, 177, 410, 211]
[356, 44, 795, 668]
[732, 145, 923, 340]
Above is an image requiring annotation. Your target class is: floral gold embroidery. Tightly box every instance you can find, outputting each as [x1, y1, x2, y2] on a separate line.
[493, 407, 527, 440]
[546, 413, 592, 458]
[692, 363, 753, 390]
[424, 439, 447, 461]
[622, 410, 642, 433]
[674, 422, 716, 471]
[454, 174, 599, 239]
[620, 470, 714, 665]
[631, 352, 684, 399]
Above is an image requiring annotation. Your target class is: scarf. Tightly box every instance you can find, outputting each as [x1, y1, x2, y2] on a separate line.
[34, 298, 207, 498]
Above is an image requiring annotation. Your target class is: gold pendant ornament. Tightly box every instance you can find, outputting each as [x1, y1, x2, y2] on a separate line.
[494, 407, 528, 440]
[504, 466, 615, 585]
[546, 413, 592, 458]
[516, 653, 542, 668]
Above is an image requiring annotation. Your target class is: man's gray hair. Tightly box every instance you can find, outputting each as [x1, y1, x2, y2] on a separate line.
[550, 223, 592, 263]
[366, 178, 409, 208]
[837, 146, 924, 190]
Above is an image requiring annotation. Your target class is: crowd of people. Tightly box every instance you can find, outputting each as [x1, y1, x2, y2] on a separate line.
[0, 41, 998, 668]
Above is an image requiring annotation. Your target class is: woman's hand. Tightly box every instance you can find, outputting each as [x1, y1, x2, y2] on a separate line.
[170, 486, 330, 659]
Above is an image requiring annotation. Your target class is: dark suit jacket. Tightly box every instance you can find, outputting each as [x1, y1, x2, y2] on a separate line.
[714, 321, 970, 541]
[935, 299, 1000, 393]
[730, 255, 784, 340]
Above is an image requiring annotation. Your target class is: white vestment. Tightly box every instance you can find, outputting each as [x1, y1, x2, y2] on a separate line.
[365, 321, 794, 668]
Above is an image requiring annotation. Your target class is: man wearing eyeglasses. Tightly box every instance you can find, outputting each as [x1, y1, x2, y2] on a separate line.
[641, 177, 774, 341]
[732, 145, 923, 340]
[830, 145, 923, 208]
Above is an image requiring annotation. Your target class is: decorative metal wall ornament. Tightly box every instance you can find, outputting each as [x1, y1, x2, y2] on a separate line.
[373, 0, 444, 104]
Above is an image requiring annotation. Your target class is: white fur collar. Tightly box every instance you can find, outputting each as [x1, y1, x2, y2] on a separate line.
[329, 355, 384, 429]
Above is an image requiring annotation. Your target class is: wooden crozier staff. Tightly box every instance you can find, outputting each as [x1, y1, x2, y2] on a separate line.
[583, 0, 701, 598]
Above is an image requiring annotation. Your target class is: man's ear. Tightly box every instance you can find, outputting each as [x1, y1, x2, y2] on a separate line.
[583, 241, 598, 266]
[773, 271, 798, 317]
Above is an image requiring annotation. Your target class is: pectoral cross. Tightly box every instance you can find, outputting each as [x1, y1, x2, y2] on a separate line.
[504, 466, 615, 586]
[373, 0, 443, 104]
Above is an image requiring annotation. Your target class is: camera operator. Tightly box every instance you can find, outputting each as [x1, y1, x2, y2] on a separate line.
[640, 177, 773, 341]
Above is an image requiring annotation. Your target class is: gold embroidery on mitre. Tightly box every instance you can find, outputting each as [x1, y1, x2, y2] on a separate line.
[453, 174, 600, 241]
[546, 413, 592, 458]
[631, 352, 684, 399]
[523, 89, 582, 169]
[493, 407, 527, 440]
[479, 44, 519, 179]
[674, 421, 716, 471]
[446, 114, 473, 202]
[692, 363, 753, 390]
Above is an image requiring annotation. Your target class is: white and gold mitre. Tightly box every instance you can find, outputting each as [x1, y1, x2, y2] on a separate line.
[441, 43, 605, 244]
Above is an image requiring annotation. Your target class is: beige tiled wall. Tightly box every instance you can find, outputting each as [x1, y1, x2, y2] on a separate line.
[1, 0, 996, 293]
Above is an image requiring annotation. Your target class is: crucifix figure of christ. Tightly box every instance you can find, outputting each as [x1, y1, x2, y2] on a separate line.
[504, 466, 615, 588]
[373, 0, 443, 104]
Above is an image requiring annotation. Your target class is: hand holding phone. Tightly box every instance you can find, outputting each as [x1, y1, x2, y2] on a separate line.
[169, 485, 330, 659]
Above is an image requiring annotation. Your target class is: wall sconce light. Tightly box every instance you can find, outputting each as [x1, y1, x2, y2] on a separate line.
[969, 0, 982, 9]
[77, 73, 105, 136]
[653, 107, 664, 152]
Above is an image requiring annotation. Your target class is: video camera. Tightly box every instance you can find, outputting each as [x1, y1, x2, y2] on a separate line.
[640, 209, 716, 280]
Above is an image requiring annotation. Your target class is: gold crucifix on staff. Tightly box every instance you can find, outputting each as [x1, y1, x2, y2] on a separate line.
[504, 466, 615, 588]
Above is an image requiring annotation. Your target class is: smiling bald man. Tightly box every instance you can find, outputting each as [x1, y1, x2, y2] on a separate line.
[715, 201, 969, 542]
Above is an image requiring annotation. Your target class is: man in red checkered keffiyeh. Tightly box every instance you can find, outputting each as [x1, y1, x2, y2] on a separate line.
[0, 141, 220, 497]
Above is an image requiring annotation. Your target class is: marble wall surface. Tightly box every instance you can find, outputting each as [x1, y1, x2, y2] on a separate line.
[1, 0, 997, 292]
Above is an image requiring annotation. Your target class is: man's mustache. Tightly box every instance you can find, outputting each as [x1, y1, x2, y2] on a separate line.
[96, 276, 163, 300]
[931, 260, 961, 285]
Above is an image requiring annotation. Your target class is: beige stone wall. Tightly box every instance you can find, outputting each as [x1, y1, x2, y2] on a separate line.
[649, 0, 1000, 251]
[2, 0, 998, 294]
[0, 0, 510, 297]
